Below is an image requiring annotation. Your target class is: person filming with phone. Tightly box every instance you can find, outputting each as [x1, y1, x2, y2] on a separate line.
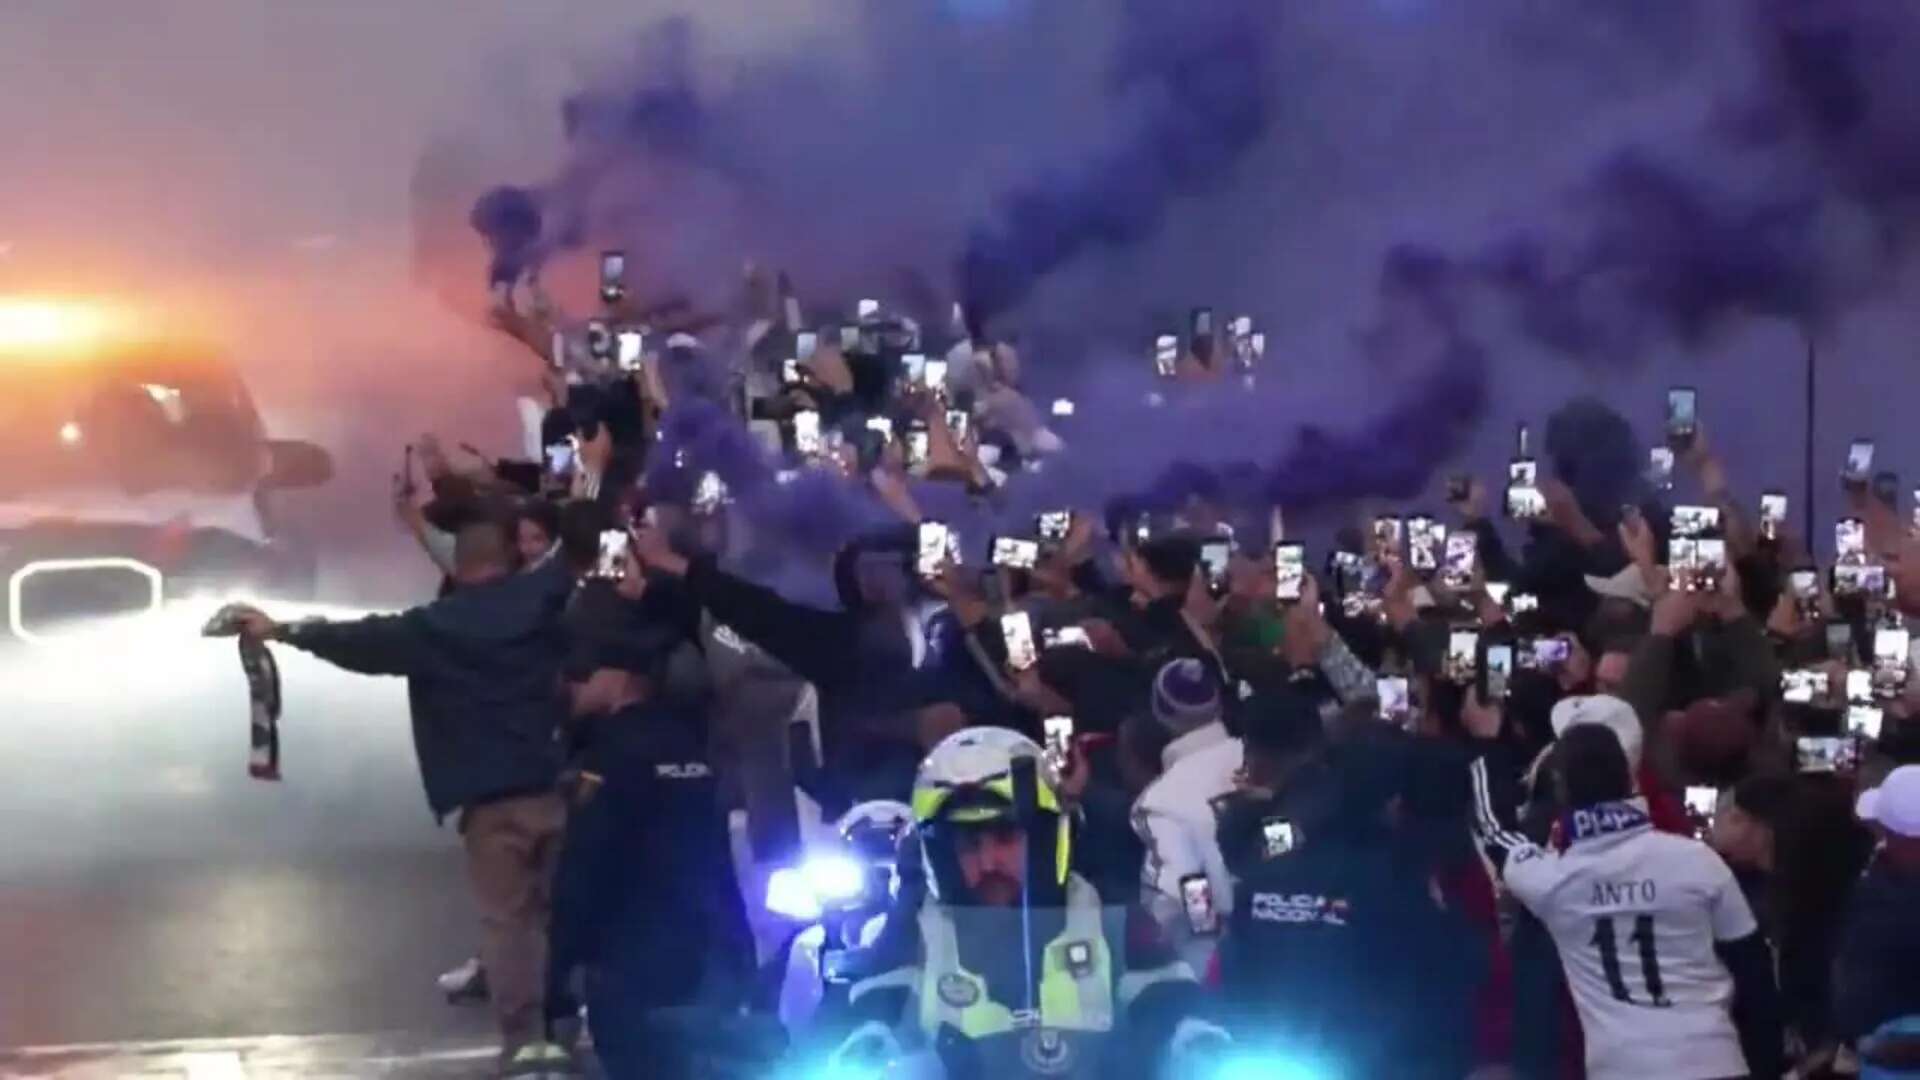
[827, 728, 1223, 1079]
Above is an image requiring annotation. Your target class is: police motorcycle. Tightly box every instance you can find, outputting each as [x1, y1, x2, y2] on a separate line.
[767, 799, 921, 1038]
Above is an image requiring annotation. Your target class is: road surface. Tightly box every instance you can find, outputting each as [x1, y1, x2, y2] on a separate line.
[0, 602, 499, 1076]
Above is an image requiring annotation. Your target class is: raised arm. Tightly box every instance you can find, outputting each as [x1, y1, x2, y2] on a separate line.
[631, 525, 858, 690]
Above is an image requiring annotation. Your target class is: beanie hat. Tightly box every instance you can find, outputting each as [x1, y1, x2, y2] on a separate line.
[1152, 658, 1221, 736]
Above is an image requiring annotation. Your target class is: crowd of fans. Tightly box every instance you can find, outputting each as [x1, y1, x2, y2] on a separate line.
[226, 265, 1920, 1080]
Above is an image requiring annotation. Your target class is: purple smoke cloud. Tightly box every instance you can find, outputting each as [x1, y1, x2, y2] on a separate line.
[447, 0, 1920, 589]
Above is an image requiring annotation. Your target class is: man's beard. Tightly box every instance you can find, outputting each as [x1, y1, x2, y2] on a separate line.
[968, 872, 1022, 907]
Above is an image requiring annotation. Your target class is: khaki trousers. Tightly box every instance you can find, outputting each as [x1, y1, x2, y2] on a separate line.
[461, 791, 566, 1050]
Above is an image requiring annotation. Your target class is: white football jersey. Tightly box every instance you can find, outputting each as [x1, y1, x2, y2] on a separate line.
[1475, 782, 1758, 1080]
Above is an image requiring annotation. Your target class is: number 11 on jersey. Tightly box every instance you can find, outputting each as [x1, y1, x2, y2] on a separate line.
[1591, 914, 1671, 1007]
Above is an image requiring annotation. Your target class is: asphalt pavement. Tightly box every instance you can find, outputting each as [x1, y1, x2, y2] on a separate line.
[0, 602, 501, 1076]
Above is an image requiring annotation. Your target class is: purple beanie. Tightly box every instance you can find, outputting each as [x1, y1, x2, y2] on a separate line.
[1152, 658, 1221, 736]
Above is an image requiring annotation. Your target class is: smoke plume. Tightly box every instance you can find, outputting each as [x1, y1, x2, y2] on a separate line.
[450, 0, 1920, 573]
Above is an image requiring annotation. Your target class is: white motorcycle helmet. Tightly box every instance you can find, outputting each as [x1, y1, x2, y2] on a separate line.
[910, 727, 1071, 903]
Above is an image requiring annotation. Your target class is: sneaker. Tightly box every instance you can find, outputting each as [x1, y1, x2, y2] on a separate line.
[437, 956, 489, 1003]
[501, 1040, 573, 1078]
[548, 1010, 586, 1054]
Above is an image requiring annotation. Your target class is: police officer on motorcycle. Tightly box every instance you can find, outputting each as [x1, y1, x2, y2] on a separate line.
[829, 728, 1226, 1079]
[778, 800, 924, 1034]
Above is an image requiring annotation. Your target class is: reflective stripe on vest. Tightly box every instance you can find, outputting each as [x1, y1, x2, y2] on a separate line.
[916, 875, 1115, 1039]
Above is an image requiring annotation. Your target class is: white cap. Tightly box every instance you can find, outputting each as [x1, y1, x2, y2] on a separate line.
[1551, 694, 1644, 770]
[1858, 765, 1920, 839]
[1584, 564, 1653, 609]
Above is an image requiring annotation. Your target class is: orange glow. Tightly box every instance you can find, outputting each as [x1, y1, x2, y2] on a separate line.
[0, 297, 124, 351]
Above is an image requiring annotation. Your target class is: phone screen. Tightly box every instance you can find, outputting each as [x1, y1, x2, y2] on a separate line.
[1671, 505, 1721, 538]
[1230, 316, 1257, 370]
[1376, 676, 1411, 726]
[1846, 667, 1872, 704]
[1535, 635, 1572, 668]
[693, 472, 728, 516]
[1796, 735, 1858, 774]
[794, 410, 823, 456]
[992, 537, 1040, 570]
[917, 522, 951, 579]
[594, 529, 630, 579]
[1044, 626, 1092, 651]
[781, 358, 802, 386]
[617, 331, 644, 371]
[1180, 874, 1219, 936]
[1846, 440, 1876, 482]
[1782, 668, 1829, 705]
[1849, 705, 1885, 741]
[1649, 447, 1675, 490]
[1666, 387, 1697, 444]
[1275, 542, 1305, 603]
[545, 440, 575, 478]
[586, 319, 614, 361]
[1446, 629, 1480, 684]
[1760, 493, 1787, 540]
[1043, 716, 1074, 774]
[1506, 460, 1544, 520]
[1200, 539, 1232, 594]
[857, 298, 880, 320]
[796, 332, 819, 360]
[1051, 398, 1076, 417]
[1874, 627, 1911, 698]
[906, 430, 930, 467]
[1371, 516, 1404, 561]
[1038, 511, 1073, 543]
[1485, 644, 1514, 700]
[1190, 308, 1215, 341]
[865, 416, 895, 443]
[1694, 538, 1728, 593]
[945, 410, 970, 444]
[1001, 612, 1039, 672]
[1408, 516, 1439, 574]
[924, 359, 949, 391]
[1442, 531, 1477, 590]
[1261, 818, 1296, 859]
[1683, 786, 1718, 836]
[1153, 334, 1179, 377]
[1837, 518, 1866, 559]
[599, 251, 626, 301]
[1683, 785, 1718, 820]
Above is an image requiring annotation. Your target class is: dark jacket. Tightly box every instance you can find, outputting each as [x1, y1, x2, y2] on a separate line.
[279, 560, 571, 821]
[679, 555, 929, 810]
[1834, 855, 1920, 1041]
[1217, 764, 1486, 1079]
[549, 700, 752, 1007]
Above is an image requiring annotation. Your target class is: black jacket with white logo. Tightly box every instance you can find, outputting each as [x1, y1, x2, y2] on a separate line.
[549, 700, 752, 1006]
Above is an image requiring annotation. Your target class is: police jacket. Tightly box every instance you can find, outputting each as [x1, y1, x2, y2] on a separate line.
[548, 700, 753, 1004]
[839, 874, 1205, 1079]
